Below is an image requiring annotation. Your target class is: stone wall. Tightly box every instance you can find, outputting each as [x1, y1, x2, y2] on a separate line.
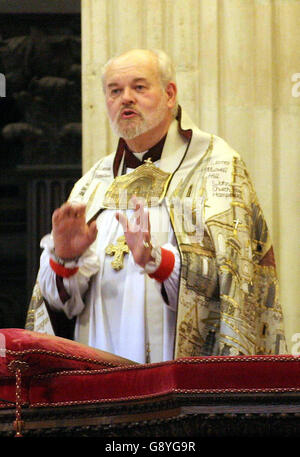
[81, 0, 300, 352]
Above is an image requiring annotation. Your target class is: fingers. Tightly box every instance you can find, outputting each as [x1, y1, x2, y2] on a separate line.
[116, 211, 129, 232]
[142, 204, 150, 235]
[133, 198, 150, 235]
[52, 202, 87, 224]
[116, 204, 150, 243]
[87, 220, 98, 243]
[117, 197, 151, 235]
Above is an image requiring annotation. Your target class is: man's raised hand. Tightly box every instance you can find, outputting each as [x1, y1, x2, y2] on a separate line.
[116, 196, 154, 268]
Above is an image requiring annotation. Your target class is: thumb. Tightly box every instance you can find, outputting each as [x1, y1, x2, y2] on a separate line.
[116, 211, 129, 233]
[87, 220, 98, 242]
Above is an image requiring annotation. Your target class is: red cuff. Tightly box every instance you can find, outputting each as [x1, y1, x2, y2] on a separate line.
[49, 258, 79, 278]
[148, 247, 175, 283]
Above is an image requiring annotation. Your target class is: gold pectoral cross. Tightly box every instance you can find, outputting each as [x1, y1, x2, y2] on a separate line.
[105, 235, 129, 271]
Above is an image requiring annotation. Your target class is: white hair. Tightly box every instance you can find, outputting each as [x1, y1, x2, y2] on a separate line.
[150, 49, 177, 88]
[101, 49, 178, 117]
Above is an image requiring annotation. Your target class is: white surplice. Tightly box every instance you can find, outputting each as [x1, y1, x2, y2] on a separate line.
[38, 161, 180, 364]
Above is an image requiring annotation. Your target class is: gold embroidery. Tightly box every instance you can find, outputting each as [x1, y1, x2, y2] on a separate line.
[233, 218, 241, 236]
[85, 182, 102, 214]
[25, 280, 44, 330]
[103, 160, 172, 209]
[180, 243, 215, 258]
[220, 294, 240, 310]
[221, 317, 257, 347]
[231, 201, 252, 215]
[219, 263, 241, 280]
[219, 333, 251, 354]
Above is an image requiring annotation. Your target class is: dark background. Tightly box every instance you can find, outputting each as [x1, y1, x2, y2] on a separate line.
[0, 1, 82, 328]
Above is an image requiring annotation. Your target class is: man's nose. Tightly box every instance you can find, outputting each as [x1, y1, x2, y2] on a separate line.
[121, 87, 136, 104]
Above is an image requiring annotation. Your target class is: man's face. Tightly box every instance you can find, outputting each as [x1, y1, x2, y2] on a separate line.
[104, 52, 172, 140]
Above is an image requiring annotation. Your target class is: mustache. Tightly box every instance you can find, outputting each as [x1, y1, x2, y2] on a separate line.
[117, 105, 143, 120]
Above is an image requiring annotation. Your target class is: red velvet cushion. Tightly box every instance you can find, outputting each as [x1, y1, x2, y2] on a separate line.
[1, 329, 299, 410]
[0, 378, 29, 407]
[30, 355, 300, 407]
[0, 328, 137, 408]
[0, 328, 137, 379]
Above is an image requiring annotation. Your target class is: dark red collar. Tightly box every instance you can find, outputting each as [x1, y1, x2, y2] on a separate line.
[113, 135, 166, 176]
[112, 106, 191, 177]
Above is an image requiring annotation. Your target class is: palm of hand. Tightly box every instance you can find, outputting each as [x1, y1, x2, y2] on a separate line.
[116, 198, 152, 268]
[52, 203, 98, 259]
[124, 215, 150, 266]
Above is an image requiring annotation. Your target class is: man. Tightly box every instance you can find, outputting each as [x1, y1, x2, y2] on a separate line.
[27, 49, 287, 363]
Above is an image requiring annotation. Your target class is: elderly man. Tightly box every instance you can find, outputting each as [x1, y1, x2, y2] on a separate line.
[28, 49, 287, 363]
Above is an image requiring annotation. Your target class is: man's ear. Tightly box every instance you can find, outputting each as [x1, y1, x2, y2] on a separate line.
[165, 81, 177, 108]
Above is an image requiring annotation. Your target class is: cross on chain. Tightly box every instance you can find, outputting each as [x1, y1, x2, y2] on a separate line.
[105, 235, 129, 271]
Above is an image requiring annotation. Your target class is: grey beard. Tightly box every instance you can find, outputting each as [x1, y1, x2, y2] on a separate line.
[109, 100, 169, 140]
[110, 117, 149, 140]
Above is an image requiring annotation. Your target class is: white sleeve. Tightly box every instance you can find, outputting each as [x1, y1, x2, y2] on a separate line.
[140, 232, 181, 312]
[38, 234, 100, 319]
[160, 242, 180, 312]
